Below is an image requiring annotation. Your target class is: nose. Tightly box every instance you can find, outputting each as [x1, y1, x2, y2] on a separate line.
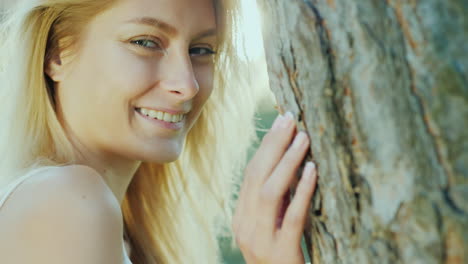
[159, 50, 199, 101]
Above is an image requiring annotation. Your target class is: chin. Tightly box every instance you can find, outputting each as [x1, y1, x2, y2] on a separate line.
[135, 148, 182, 164]
[126, 137, 185, 164]
[143, 155, 180, 164]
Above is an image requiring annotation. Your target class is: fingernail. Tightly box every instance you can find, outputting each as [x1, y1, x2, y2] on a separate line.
[304, 162, 316, 179]
[272, 114, 285, 130]
[292, 132, 308, 149]
[279, 111, 294, 129]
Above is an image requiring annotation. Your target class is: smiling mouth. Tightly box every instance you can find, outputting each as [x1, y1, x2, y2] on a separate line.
[134, 107, 186, 123]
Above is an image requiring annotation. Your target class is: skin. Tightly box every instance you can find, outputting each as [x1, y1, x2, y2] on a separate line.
[46, 0, 217, 204]
[233, 113, 318, 263]
[45, 0, 318, 262]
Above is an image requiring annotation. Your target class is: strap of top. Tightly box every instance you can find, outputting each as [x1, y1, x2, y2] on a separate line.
[0, 166, 55, 210]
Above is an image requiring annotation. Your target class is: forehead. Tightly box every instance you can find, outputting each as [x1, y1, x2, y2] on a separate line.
[105, 0, 217, 35]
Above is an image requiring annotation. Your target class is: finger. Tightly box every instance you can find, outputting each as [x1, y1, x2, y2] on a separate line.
[276, 191, 290, 229]
[280, 162, 318, 244]
[244, 112, 296, 190]
[234, 116, 285, 224]
[234, 113, 299, 243]
[257, 131, 310, 234]
[233, 113, 296, 237]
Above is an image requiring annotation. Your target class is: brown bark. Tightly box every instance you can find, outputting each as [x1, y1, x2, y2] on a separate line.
[258, 0, 468, 263]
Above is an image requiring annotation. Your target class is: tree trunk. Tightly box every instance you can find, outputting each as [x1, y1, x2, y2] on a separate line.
[258, 0, 468, 263]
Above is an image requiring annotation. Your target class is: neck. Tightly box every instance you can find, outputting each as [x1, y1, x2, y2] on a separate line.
[76, 153, 141, 205]
[65, 129, 141, 205]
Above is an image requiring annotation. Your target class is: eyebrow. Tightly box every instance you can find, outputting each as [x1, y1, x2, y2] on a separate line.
[125, 17, 217, 40]
[193, 28, 217, 41]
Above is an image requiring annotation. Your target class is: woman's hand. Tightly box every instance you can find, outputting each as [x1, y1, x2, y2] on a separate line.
[232, 112, 318, 264]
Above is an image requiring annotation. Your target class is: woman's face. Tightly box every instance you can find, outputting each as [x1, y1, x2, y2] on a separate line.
[48, 0, 217, 163]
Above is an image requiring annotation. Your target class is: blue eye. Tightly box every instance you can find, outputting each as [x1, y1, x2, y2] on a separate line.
[130, 38, 162, 50]
[189, 47, 216, 57]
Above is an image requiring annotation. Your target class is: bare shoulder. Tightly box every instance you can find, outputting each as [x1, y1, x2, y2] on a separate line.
[0, 164, 125, 264]
[0, 164, 121, 218]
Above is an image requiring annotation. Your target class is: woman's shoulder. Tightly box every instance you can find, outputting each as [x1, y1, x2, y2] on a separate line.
[0, 164, 125, 263]
[0, 164, 121, 220]
[23, 164, 106, 190]
[0, 165, 120, 216]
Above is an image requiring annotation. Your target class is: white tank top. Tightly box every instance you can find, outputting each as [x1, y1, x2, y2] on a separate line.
[0, 166, 133, 263]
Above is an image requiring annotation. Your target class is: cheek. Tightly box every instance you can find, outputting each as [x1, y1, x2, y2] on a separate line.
[60, 43, 159, 130]
[194, 62, 215, 100]
[68, 41, 156, 102]
[100, 44, 158, 96]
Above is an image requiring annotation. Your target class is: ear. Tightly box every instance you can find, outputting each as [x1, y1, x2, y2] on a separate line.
[44, 52, 66, 82]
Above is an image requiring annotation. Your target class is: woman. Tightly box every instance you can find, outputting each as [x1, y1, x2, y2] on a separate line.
[0, 0, 318, 263]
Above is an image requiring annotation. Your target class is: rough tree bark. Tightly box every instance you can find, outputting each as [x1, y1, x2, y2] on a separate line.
[258, 0, 467, 263]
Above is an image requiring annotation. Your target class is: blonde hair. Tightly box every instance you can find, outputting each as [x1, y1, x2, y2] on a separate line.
[0, 0, 261, 263]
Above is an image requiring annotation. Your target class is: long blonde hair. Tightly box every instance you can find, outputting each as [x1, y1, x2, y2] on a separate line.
[0, 0, 261, 263]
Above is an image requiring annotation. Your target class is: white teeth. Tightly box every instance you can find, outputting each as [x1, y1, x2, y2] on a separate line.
[156, 111, 164, 120]
[148, 110, 158, 119]
[138, 108, 184, 123]
[162, 113, 172, 122]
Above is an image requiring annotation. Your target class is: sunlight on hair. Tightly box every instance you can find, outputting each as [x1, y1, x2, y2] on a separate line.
[239, 0, 265, 60]
[238, 0, 276, 112]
